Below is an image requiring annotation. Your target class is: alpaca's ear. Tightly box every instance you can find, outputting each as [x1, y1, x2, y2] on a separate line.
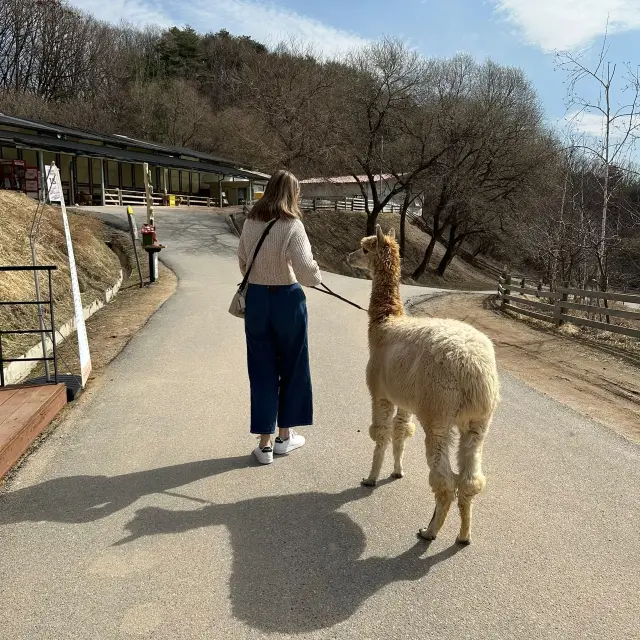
[375, 225, 385, 245]
[388, 228, 396, 239]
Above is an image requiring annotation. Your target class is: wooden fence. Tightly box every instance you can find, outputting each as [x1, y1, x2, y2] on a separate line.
[104, 188, 214, 207]
[497, 276, 640, 339]
[301, 195, 417, 215]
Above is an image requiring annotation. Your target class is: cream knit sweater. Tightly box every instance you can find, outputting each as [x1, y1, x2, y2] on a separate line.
[238, 217, 322, 287]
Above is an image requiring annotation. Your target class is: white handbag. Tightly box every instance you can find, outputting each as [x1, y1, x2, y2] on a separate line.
[229, 219, 277, 318]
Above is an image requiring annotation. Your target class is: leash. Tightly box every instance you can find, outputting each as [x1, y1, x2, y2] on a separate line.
[312, 282, 368, 313]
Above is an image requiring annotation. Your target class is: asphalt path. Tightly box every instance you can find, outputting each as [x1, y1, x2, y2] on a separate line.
[0, 207, 637, 639]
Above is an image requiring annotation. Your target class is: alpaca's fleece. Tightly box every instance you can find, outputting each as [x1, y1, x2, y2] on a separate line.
[367, 316, 500, 427]
[348, 225, 499, 543]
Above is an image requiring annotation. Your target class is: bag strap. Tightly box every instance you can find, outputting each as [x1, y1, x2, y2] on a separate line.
[239, 218, 277, 291]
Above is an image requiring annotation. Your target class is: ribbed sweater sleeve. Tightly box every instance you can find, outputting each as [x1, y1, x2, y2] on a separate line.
[287, 220, 322, 287]
[238, 232, 248, 276]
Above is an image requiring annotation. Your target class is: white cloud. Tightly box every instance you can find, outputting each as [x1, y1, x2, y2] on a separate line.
[492, 0, 640, 52]
[564, 110, 640, 144]
[69, 0, 368, 57]
[565, 111, 608, 137]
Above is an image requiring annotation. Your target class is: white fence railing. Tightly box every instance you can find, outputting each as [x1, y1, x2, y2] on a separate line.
[104, 188, 215, 207]
[301, 195, 417, 215]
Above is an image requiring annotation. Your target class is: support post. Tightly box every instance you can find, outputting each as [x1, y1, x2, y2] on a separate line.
[501, 271, 511, 311]
[37, 150, 45, 202]
[554, 281, 569, 327]
[143, 162, 154, 225]
[219, 176, 224, 208]
[69, 157, 76, 206]
[145, 247, 161, 283]
[100, 159, 106, 206]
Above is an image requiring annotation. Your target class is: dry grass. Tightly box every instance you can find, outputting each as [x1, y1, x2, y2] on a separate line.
[0, 191, 121, 358]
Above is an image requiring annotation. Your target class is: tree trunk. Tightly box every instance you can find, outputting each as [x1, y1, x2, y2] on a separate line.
[436, 224, 462, 277]
[399, 187, 413, 259]
[412, 235, 437, 279]
[436, 243, 456, 276]
[366, 211, 378, 236]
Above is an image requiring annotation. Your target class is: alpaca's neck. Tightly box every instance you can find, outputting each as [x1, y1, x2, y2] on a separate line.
[368, 263, 404, 325]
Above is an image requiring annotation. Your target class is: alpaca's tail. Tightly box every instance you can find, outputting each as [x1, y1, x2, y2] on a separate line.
[459, 352, 500, 421]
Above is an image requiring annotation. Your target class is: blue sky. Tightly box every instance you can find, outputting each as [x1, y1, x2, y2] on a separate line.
[71, 0, 640, 133]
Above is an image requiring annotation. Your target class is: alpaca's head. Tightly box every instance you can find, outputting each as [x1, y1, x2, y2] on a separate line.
[347, 225, 399, 275]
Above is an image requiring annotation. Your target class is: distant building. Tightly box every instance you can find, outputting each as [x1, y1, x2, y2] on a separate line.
[300, 174, 398, 200]
[0, 113, 268, 206]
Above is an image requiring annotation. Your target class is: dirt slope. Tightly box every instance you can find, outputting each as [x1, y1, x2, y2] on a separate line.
[412, 292, 640, 443]
[0, 191, 121, 358]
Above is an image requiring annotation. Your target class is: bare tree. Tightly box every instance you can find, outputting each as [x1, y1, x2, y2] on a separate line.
[334, 39, 430, 234]
[411, 59, 549, 278]
[557, 30, 640, 293]
[231, 41, 342, 173]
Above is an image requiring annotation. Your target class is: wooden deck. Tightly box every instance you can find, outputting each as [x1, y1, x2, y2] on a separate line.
[0, 384, 67, 479]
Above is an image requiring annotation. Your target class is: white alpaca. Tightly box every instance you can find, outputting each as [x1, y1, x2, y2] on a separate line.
[348, 226, 500, 544]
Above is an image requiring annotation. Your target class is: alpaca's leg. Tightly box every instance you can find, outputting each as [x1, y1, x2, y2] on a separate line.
[419, 425, 456, 540]
[391, 409, 416, 479]
[362, 398, 395, 487]
[456, 420, 489, 545]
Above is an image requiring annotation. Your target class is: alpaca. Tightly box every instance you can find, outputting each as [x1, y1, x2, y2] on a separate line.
[347, 225, 500, 544]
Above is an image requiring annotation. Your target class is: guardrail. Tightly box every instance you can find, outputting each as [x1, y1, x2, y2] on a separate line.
[498, 275, 640, 339]
[0, 265, 59, 386]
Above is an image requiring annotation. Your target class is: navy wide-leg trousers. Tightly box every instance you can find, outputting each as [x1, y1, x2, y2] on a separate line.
[244, 283, 313, 434]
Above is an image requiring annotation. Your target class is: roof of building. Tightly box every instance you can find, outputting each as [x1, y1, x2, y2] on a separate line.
[0, 113, 269, 181]
[300, 174, 395, 185]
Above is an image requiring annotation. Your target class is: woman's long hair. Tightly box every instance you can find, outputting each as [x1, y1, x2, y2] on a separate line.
[248, 170, 301, 221]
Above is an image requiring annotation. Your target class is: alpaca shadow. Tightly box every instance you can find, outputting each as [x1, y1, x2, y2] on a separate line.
[0, 455, 251, 526]
[116, 485, 466, 634]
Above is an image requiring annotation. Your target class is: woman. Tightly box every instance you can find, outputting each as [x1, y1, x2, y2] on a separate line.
[238, 170, 322, 464]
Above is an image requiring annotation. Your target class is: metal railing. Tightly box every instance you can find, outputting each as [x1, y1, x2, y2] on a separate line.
[0, 266, 58, 386]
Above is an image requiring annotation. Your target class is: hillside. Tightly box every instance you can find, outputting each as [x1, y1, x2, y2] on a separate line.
[0, 192, 121, 359]
[234, 209, 495, 290]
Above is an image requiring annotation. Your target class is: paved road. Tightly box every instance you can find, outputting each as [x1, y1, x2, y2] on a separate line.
[1, 208, 638, 639]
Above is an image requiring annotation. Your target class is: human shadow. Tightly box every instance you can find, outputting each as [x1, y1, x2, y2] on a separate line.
[0, 455, 250, 525]
[116, 486, 465, 634]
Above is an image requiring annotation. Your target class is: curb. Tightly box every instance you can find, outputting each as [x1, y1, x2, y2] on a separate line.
[2, 269, 124, 385]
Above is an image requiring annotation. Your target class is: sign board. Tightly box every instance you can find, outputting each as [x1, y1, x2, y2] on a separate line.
[45, 165, 63, 202]
[46, 165, 92, 387]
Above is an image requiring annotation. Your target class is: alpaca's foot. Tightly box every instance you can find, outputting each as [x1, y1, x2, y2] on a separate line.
[418, 528, 436, 540]
[456, 535, 472, 546]
[361, 478, 377, 487]
[390, 471, 404, 479]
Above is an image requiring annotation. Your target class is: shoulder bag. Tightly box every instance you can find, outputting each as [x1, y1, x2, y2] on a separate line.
[229, 219, 277, 318]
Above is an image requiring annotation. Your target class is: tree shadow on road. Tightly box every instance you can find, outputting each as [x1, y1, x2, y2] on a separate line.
[114, 485, 465, 634]
[0, 455, 251, 525]
[0, 455, 465, 633]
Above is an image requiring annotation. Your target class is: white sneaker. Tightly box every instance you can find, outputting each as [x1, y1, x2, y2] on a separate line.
[253, 445, 274, 465]
[274, 431, 305, 455]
